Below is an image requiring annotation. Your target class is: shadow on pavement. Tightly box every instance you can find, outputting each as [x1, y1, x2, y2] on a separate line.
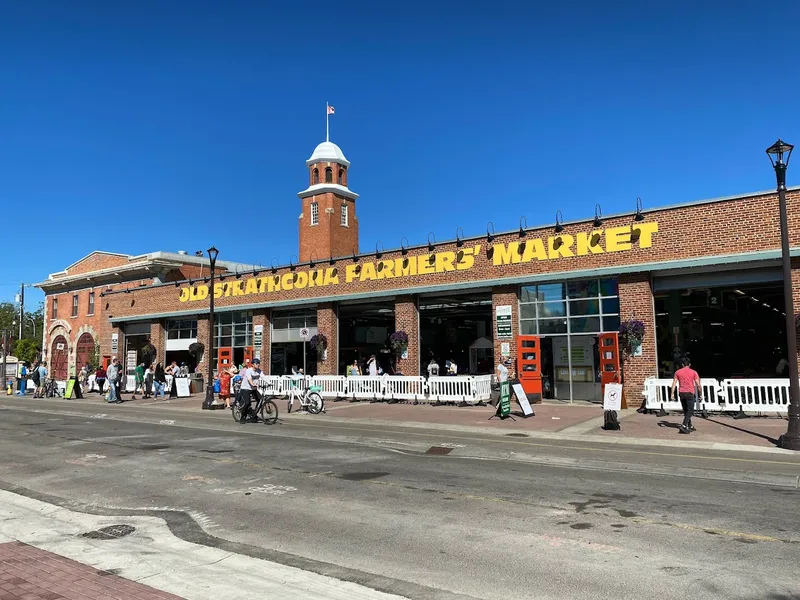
[705, 417, 780, 446]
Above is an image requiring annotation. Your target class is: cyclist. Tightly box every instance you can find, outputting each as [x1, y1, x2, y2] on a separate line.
[237, 358, 262, 424]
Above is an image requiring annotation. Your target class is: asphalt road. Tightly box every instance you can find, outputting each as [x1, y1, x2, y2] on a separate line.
[1, 401, 798, 600]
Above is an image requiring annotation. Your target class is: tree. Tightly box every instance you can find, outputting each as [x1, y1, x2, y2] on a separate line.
[12, 339, 38, 364]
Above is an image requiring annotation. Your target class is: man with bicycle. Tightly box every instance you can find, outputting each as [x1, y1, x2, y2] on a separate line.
[237, 358, 261, 424]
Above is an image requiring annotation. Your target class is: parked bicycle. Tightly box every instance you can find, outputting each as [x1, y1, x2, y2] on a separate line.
[44, 378, 62, 398]
[232, 388, 278, 425]
[286, 377, 324, 414]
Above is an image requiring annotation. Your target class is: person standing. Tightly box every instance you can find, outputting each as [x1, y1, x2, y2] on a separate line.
[79, 363, 90, 395]
[367, 355, 378, 377]
[132, 362, 145, 400]
[33, 362, 48, 398]
[671, 358, 702, 434]
[153, 363, 167, 399]
[106, 357, 121, 404]
[16, 363, 28, 396]
[143, 363, 153, 399]
[237, 358, 261, 424]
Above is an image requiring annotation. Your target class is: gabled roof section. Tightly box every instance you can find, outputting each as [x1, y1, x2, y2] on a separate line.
[62, 251, 132, 277]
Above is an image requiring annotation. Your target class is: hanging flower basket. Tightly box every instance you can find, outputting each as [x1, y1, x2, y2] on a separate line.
[310, 334, 328, 359]
[188, 342, 205, 360]
[619, 320, 646, 356]
[390, 331, 409, 355]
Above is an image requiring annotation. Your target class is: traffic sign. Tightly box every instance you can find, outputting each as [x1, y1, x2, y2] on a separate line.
[300, 328, 310, 341]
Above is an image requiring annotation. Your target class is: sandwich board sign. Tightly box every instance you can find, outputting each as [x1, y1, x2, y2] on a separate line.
[511, 382, 534, 417]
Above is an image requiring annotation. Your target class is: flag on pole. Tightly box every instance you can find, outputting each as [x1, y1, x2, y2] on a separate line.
[327, 105, 335, 115]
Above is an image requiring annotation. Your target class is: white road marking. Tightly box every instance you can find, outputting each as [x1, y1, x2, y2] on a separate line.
[90, 413, 107, 419]
[247, 483, 297, 495]
[159, 419, 176, 426]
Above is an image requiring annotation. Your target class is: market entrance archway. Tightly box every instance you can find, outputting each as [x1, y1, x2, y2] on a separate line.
[75, 333, 95, 371]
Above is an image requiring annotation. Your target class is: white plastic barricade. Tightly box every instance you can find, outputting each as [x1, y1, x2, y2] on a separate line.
[282, 375, 309, 395]
[697, 378, 723, 413]
[471, 375, 493, 403]
[642, 377, 683, 413]
[428, 376, 474, 403]
[720, 378, 789, 415]
[166, 375, 174, 394]
[309, 375, 347, 400]
[347, 375, 385, 400]
[383, 375, 426, 402]
[256, 375, 284, 397]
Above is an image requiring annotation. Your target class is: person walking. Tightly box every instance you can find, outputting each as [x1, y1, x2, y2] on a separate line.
[132, 362, 145, 400]
[219, 366, 233, 409]
[670, 357, 702, 434]
[95, 365, 106, 395]
[15, 363, 28, 396]
[143, 363, 153, 399]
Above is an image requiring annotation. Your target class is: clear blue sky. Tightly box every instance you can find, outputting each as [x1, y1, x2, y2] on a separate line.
[2, 0, 799, 307]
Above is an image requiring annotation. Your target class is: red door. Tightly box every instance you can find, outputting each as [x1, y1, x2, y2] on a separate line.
[50, 335, 69, 380]
[217, 347, 233, 371]
[599, 332, 623, 406]
[516, 335, 542, 401]
[243, 346, 254, 368]
[75, 333, 95, 370]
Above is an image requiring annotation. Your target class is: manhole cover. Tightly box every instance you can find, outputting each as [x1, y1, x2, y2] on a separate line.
[425, 446, 453, 455]
[81, 524, 136, 540]
[505, 433, 529, 438]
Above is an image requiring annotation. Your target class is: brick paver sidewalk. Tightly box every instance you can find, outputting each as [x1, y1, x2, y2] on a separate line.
[0, 542, 182, 600]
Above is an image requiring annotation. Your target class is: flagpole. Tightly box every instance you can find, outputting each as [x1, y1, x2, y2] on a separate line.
[326, 101, 329, 142]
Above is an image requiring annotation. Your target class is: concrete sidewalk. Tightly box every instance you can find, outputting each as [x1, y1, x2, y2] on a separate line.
[0, 489, 407, 600]
[7, 391, 795, 455]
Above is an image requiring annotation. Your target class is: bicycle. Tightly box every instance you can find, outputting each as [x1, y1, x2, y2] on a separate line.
[44, 378, 62, 399]
[231, 388, 279, 425]
[286, 377, 324, 414]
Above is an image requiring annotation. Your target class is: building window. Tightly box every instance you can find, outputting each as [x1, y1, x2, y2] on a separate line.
[213, 311, 253, 371]
[88, 292, 95, 315]
[312, 168, 319, 185]
[519, 278, 619, 335]
[166, 319, 198, 340]
[72, 294, 79, 317]
[325, 167, 333, 183]
[51, 298, 58, 319]
[310, 201, 319, 225]
[337, 168, 343, 185]
[341, 203, 348, 226]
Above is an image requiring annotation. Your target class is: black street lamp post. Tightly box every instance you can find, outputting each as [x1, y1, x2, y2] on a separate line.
[766, 139, 800, 451]
[202, 246, 219, 410]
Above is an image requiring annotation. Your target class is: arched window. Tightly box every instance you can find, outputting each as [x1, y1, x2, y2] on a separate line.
[310, 201, 319, 225]
[312, 168, 319, 185]
[337, 168, 343, 185]
[325, 167, 333, 183]
[341, 203, 348, 227]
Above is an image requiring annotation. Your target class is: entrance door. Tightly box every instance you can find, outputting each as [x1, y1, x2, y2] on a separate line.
[243, 346, 254, 368]
[75, 333, 95, 370]
[217, 347, 233, 371]
[50, 335, 69, 380]
[516, 335, 542, 401]
[599, 332, 622, 405]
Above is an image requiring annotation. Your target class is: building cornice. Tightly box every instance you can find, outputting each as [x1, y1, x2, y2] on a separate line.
[297, 183, 359, 200]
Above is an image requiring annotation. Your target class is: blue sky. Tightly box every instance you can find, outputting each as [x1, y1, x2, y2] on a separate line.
[2, 0, 799, 307]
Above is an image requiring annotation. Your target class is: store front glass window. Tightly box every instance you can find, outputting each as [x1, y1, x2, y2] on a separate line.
[271, 310, 318, 376]
[520, 278, 619, 402]
[166, 320, 198, 339]
[213, 311, 253, 371]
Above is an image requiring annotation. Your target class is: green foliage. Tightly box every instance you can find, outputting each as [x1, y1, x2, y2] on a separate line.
[12, 339, 38, 364]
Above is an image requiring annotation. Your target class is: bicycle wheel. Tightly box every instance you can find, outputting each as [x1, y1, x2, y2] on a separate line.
[306, 392, 324, 415]
[259, 399, 279, 425]
[231, 402, 242, 423]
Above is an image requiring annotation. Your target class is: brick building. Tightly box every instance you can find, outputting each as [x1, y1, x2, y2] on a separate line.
[36, 136, 800, 403]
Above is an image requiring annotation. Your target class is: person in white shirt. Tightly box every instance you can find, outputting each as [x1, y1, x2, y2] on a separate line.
[496, 361, 509, 383]
[427, 359, 439, 378]
[237, 358, 262, 424]
[367, 355, 378, 377]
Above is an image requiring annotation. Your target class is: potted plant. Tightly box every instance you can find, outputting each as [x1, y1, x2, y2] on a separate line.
[310, 334, 328, 360]
[140, 341, 157, 365]
[390, 331, 409, 356]
[619, 320, 646, 356]
[188, 342, 205, 363]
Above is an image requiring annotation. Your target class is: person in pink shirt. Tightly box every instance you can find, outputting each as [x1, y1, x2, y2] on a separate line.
[671, 358, 703, 434]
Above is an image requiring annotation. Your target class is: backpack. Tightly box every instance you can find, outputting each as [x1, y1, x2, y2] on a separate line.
[602, 410, 620, 431]
[31, 369, 40, 386]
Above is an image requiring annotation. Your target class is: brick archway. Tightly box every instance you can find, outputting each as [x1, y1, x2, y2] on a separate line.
[75, 333, 96, 371]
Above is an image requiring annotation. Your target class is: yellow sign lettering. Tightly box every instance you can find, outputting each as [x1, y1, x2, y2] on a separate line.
[548, 234, 574, 259]
[606, 226, 632, 252]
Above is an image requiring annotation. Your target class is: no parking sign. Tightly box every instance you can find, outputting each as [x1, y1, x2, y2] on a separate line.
[603, 384, 623, 411]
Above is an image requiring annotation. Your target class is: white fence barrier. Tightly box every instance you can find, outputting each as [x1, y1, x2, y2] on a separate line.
[346, 375, 386, 400]
[383, 375, 427, 402]
[643, 376, 789, 415]
[720, 379, 789, 415]
[472, 375, 493, 403]
[428, 376, 475, 403]
[309, 375, 348, 400]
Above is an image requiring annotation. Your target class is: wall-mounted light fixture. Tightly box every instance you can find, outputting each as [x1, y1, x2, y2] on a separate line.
[486, 222, 495, 244]
[400, 237, 409, 256]
[427, 232, 436, 252]
[375, 241, 384, 260]
[289, 255, 298, 271]
[329, 255, 336, 266]
[555, 210, 564, 233]
[271, 258, 279, 274]
[456, 227, 465, 247]
[234, 267, 242, 280]
[634, 197, 644, 222]
[518, 217, 528, 254]
[308, 253, 316, 268]
[352, 248, 360, 263]
[593, 204, 603, 228]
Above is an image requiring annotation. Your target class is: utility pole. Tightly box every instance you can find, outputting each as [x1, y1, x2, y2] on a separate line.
[1, 330, 7, 392]
[18, 284, 24, 340]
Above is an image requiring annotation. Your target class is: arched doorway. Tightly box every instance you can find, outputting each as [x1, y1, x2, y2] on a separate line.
[75, 333, 95, 371]
[51, 335, 69, 380]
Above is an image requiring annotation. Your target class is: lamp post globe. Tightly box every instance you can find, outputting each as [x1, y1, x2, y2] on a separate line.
[766, 139, 800, 450]
[202, 246, 219, 410]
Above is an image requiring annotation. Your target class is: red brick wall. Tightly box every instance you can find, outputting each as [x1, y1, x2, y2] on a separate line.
[618, 273, 657, 401]
[106, 191, 800, 322]
[492, 287, 519, 376]
[791, 261, 800, 378]
[316, 304, 338, 375]
[299, 192, 359, 263]
[149, 321, 165, 365]
[252, 309, 271, 371]
[65, 253, 129, 276]
[196, 316, 210, 373]
[395, 296, 419, 375]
